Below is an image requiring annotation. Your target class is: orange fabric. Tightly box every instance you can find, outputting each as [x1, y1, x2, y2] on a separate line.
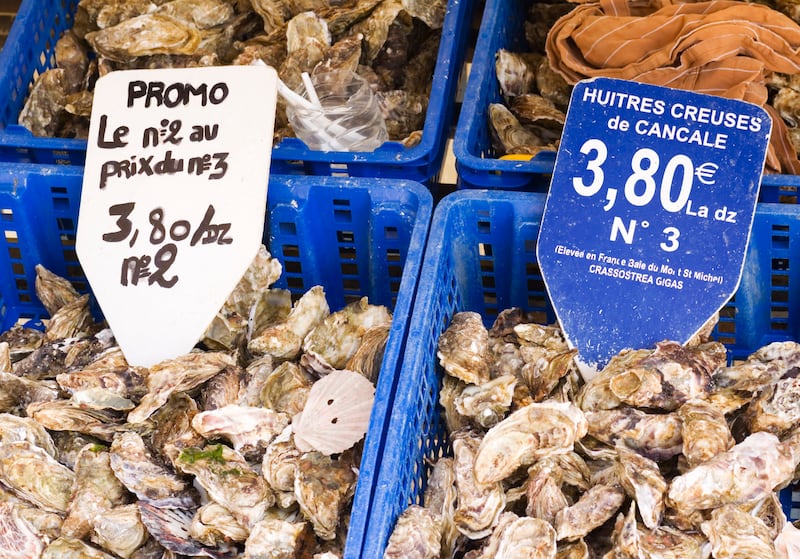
[546, 0, 800, 174]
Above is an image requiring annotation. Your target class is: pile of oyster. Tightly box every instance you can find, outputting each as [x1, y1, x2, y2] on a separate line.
[19, 0, 448, 146]
[0, 246, 392, 558]
[384, 310, 800, 558]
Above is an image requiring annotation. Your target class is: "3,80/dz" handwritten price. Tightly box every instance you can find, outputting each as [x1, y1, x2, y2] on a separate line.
[102, 202, 233, 288]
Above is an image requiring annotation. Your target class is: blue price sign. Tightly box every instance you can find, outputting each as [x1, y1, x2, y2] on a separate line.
[537, 77, 770, 373]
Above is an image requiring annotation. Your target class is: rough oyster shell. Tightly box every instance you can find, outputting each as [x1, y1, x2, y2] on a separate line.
[585, 408, 683, 461]
[383, 505, 441, 559]
[35, 264, 81, 316]
[137, 503, 233, 559]
[477, 512, 557, 559]
[667, 431, 800, 513]
[294, 451, 356, 541]
[454, 374, 517, 429]
[700, 505, 775, 559]
[176, 444, 273, 529]
[110, 431, 194, 508]
[86, 14, 203, 63]
[437, 312, 491, 386]
[744, 376, 800, 437]
[90, 504, 149, 559]
[555, 483, 625, 542]
[474, 401, 587, 484]
[0, 441, 75, 514]
[615, 446, 666, 530]
[495, 50, 540, 98]
[0, 501, 45, 558]
[452, 432, 505, 540]
[244, 517, 316, 558]
[42, 536, 117, 559]
[190, 502, 249, 546]
[678, 398, 734, 468]
[192, 404, 290, 457]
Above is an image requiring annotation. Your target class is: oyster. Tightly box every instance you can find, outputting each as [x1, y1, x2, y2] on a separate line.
[474, 401, 587, 484]
[0, 441, 75, 514]
[0, 371, 59, 415]
[191, 502, 249, 546]
[711, 341, 800, 391]
[128, 351, 236, 423]
[57, 363, 147, 412]
[150, 393, 206, 467]
[244, 517, 316, 558]
[287, 11, 331, 53]
[18, 69, 68, 137]
[383, 505, 441, 559]
[743, 375, 800, 437]
[137, 503, 233, 558]
[476, 512, 556, 559]
[525, 465, 569, 525]
[0, 411, 57, 455]
[90, 504, 149, 559]
[603, 341, 722, 411]
[615, 446, 666, 530]
[177, 444, 273, 529]
[495, 49, 540, 98]
[423, 457, 459, 558]
[488, 103, 548, 156]
[262, 426, 301, 508]
[667, 431, 800, 513]
[294, 451, 356, 540]
[110, 431, 195, 508]
[261, 361, 313, 415]
[42, 536, 117, 559]
[248, 285, 331, 361]
[454, 374, 517, 429]
[554, 483, 625, 542]
[585, 408, 683, 461]
[303, 297, 392, 370]
[700, 505, 774, 559]
[35, 264, 80, 316]
[200, 364, 250, 411]
[678, 398, 734, 468]
[62, 444, 128, 539]
[452, 432, 505, 539]
[43, 294, 94, 343]
[437, 312, 491, 385]
[775, 521, 800, 559]
[86, 14, 203, 62]
[440, 375, 470, 433]
[0, 325, 43, 362]
[191, 404, 290, 456]
[345, 323, 390, 383]
[0, 501, 45, 558]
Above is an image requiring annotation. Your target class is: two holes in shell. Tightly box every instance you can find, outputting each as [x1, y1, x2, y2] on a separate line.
[327, 398, 338, 424]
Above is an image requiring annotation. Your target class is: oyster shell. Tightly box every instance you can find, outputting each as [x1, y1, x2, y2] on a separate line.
[35, 264, 81, 316]
[192, 404, 290, 457]
[476, 512, 556, 559]
[86, 14, 203, 62]
[345, 323, 389, 383]
[18, 69, 68, 137]
[383, 505, 442, 559]
[495, 50, 540, 98]
[248, 285, 331, 361]
[177, 444, 273, 529]
[423, 457, 459, 558]
[90, 504, 149, 559]
[0, 441, 75, 514]
[62, 444, 128, 539]
[678, 398, 734, 468]
[262, 426, 300, 508]
[700, 505, 775, 559]
[555, 483, 625, 542]
[42, 536, 117, 559]
[667, 431, 800, 513]
[525, 465, 569, 525]
[0, 501, 45, 558]
[150, 393, 206, 467]
[585, 408, 683, 461]
[294, 451, 356, 541]
[128, 351, 236, 423]
[110, 431, 195, 508]
[200, 364, 250, 411]
[452, 432, 505, 540]
[615, 446, 666, 530]
[137, 503, 233, 559]
[244, 517, 316, 558]
[743, 375, 800, 437]
[261, 361, 313, 416]
[437, 312, 492, 386]
[0, 325, 43, 362]
[190, 502, 249, 546]
[303, 297, 392, 370]
[711, 341, 800, 392]
[474, 401, 587, 484]
[454, 374, 517, 429]
[488, 102, 548, 156]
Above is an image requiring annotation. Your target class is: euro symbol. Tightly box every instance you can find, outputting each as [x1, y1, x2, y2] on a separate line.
[694, 162, 719, 185]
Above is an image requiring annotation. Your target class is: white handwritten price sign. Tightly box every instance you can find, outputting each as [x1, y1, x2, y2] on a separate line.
[537, 77, 770, 376]
[76, 65, 278, 366]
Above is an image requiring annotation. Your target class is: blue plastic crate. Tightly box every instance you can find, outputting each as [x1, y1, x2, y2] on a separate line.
[0, 0, 473, 184]
[362, 189, 800, 558]
[0, 163, 432, 559]
[453, 0, 800, 195]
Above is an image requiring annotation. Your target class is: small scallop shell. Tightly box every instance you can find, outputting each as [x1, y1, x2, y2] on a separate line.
[293, 370, 375, 456]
